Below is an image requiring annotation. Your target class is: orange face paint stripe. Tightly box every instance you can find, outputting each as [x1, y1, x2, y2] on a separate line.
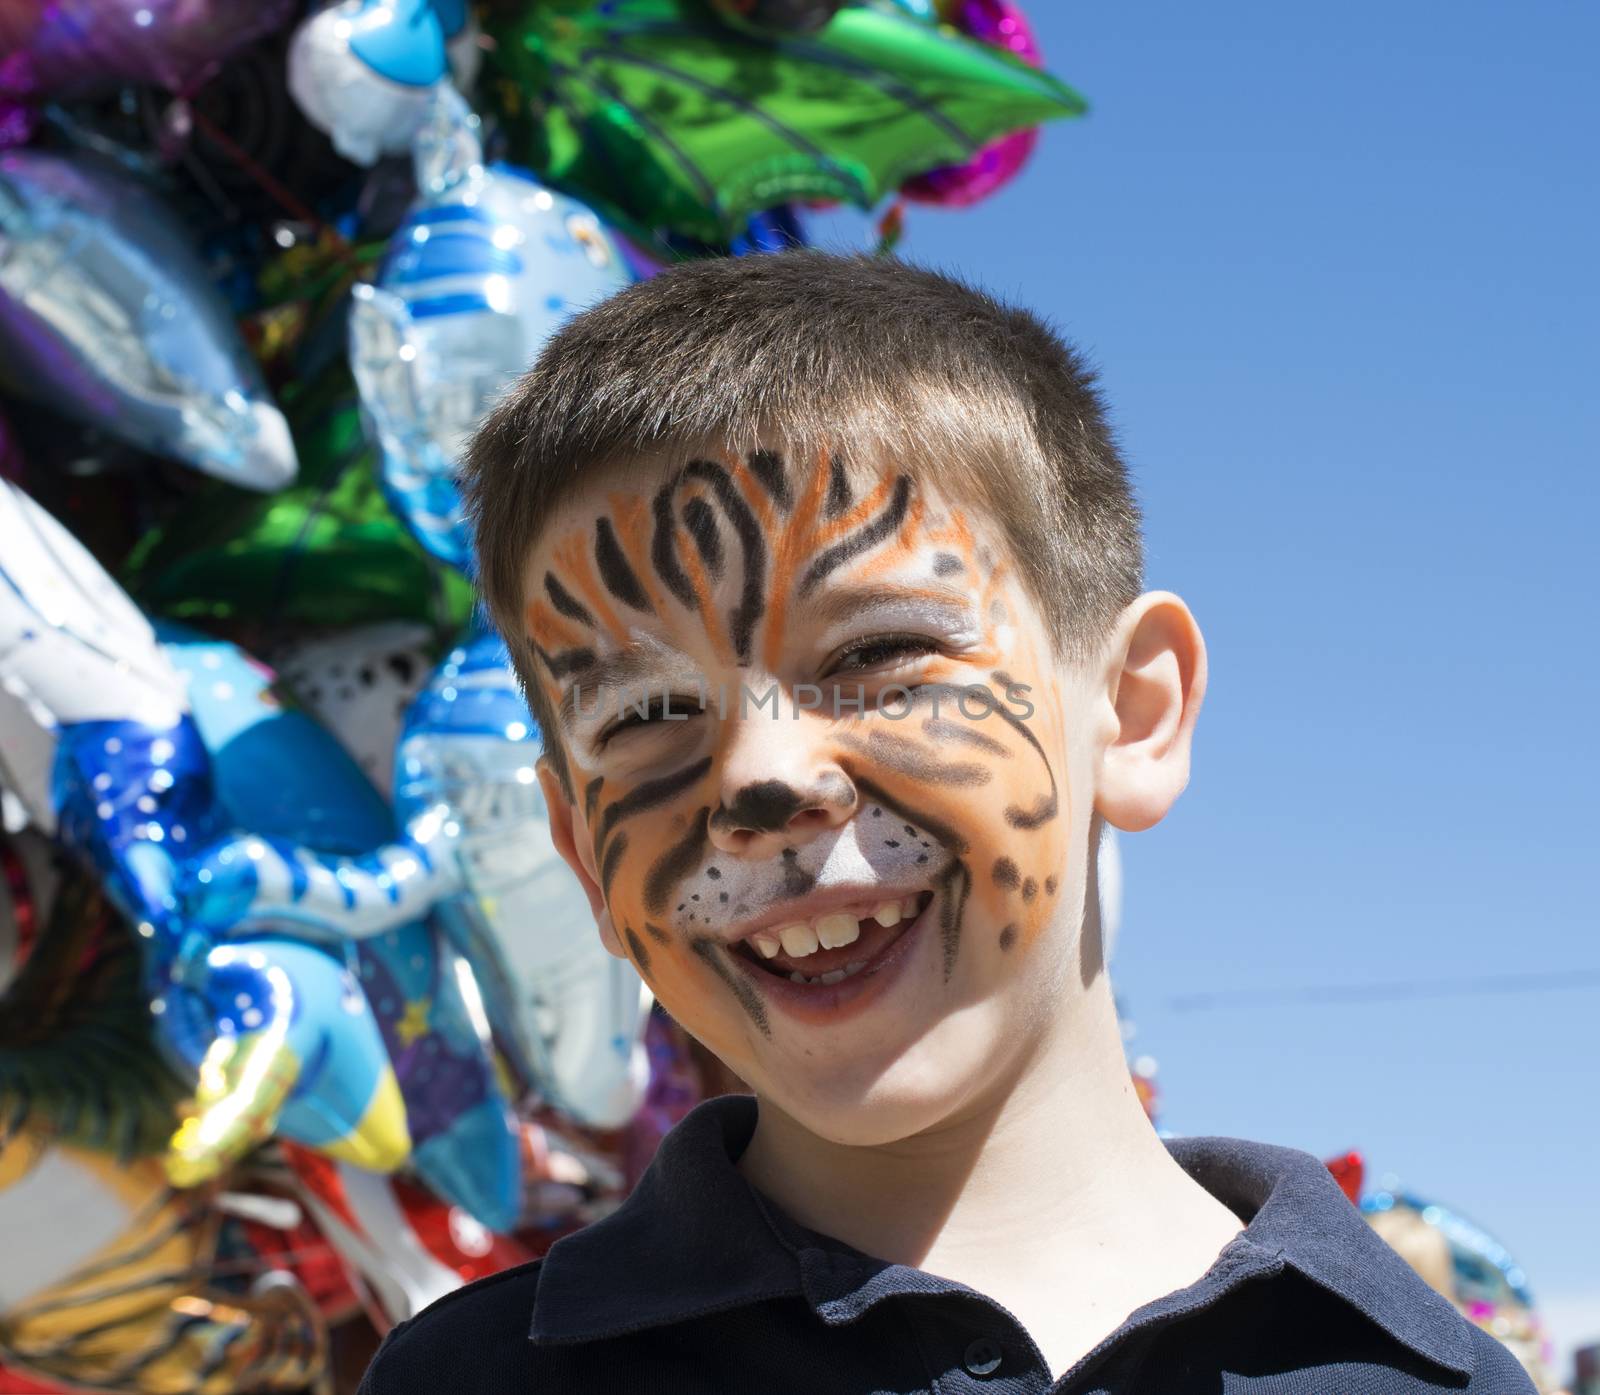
[552, 530, 629, 644]
[606, 492, 672, 618]
[725, 450, 778, 540]
[674, 522, 735, 667]
[524, 599, 589, 652]
[759, 445, 836, 669]
[847, 491, 928, 583]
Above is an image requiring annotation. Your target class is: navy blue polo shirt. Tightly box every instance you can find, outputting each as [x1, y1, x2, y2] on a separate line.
[358, 1094, 1534, 1394]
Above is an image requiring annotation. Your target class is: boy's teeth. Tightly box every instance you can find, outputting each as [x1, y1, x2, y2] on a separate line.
[787, 958, 872, 987]
[816, 913, 861, 949]
[750, 894, 928, 963]
[778, 922, 818, 957]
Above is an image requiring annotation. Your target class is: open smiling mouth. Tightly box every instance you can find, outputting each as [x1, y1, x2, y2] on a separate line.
[728, 891, 935, 987]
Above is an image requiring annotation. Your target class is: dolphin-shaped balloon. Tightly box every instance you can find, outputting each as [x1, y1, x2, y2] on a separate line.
[0, 150, 297, 491]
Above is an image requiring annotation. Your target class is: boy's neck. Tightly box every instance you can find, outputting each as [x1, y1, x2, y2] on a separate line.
[736, 973, 1243, 1371]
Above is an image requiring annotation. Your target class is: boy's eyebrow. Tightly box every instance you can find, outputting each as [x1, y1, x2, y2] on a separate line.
[557, 641, 676, 730]
[805, 582, 979, 631]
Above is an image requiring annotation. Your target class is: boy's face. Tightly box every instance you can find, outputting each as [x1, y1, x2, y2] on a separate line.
[523, 446, 1101, 1143]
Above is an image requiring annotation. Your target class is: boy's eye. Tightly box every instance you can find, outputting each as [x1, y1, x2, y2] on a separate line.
[826, 634, 941, 675]
[599, 694, 704, 745]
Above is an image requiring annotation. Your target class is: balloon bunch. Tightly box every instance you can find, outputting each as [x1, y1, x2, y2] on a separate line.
[1362, 1178, 1561, 1393]
[0, 2, 1079, 1390]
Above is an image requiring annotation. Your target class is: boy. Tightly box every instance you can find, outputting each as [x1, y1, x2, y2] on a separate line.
[359, 252, 1532, 1393]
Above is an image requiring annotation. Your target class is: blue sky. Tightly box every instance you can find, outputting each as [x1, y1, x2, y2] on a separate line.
[814, 0, 1598, 1369]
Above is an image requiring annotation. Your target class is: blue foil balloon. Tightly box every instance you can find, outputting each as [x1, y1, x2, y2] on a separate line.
[349, 91, 633, 571]
[394, 629, 654, 1130]
[0, 150, 297, 491]
[0, 480, 407, 1186]
[166, 626, 523, 1232]
[288, 0, 480, 166]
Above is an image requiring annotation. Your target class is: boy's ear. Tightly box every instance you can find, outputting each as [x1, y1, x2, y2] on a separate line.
[537, 757, 627, 959]
[1094, 591, 1207, 833]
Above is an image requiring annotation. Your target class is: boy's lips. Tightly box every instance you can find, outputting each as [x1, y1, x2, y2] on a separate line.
[720, 889, 936, 1026]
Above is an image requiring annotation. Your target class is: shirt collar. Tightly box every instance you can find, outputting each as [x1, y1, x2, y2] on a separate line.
[529, 1094, 1473, 1379]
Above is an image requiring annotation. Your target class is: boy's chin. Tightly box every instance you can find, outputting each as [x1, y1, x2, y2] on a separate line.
[752, 1006, 1028, 1149]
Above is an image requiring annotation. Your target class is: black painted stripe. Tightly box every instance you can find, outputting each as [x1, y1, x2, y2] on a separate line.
[921, 718, 1010, 757]
[682, 497, 725, 578]
[937, 859, 971, 981]
[652, 476, 696, 607]
[624, 926, 652, 980]
[584, 777, 604, 823]
[747, 449, 792, 510]
[853, 775, 969, 856]
[600, 830, 629, 898]
[644, 921, 671, 944]
[798, 474, 912, 596]
[986, 672, 1060, 830]
[683, 459, 767, 661]
[598, 757, 713, 847]
[842, 730, 990, 787]
[691, 937, 771, 1038]
[594, 517, 654, 612]
[535, 644, 596, 679]
[644, 806, 711, 914]
[824, 454, 852, 517]
[545, 572, 595, 626]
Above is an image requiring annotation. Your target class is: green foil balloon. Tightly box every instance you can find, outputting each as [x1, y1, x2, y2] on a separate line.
[482, 0, 1087, 244]
[125, 368, 474, 634]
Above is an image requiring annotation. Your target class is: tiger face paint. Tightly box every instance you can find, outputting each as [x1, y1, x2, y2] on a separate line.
[524, 447, 1095, 1130]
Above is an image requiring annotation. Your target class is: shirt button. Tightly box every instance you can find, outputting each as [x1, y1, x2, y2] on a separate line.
[963, 1336, 1003, 1377]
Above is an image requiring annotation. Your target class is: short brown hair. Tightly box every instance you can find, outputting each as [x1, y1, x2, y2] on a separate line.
[464, 251, 1142, 770]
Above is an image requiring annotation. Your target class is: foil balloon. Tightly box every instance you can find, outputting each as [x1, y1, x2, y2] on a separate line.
[165, 627, 523, 1232]
[288, 0, 481, 166]
[1098, 822, 1123, 964]
[0, 479, 410, 1186]
[124, 365, 475, 634]
[0, 477, 188, 839]
[708, 0, 846, 33]
[0, 150, 297, 491]
[1364, 1191, 1558, 1392]
[270, 622, 439, 798]
[0, 0, 296, 105]
[348, 90, 633, 571]
[0, 1145, 326, 1394]
[481, 0, 1085, 244]
[284, 1143, 533, 1327]
[394, 630, 654, 1130]
[902, 0, 1048, 207]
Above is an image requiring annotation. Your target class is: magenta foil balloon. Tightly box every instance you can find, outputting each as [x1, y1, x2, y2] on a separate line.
[0, 0, 295, 105]
[902, 0, 1046, 208]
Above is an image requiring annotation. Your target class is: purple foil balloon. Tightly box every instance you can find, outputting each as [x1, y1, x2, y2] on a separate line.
[902, 0, 1046, 208]
[0, 0, 295, 105]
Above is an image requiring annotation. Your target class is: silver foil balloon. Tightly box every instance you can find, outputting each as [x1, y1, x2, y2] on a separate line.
[349, 89, 633, 570]
[0, 150, 297, 491]
[287, 0, 481, 167]
[395, 632, 654, 1129]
